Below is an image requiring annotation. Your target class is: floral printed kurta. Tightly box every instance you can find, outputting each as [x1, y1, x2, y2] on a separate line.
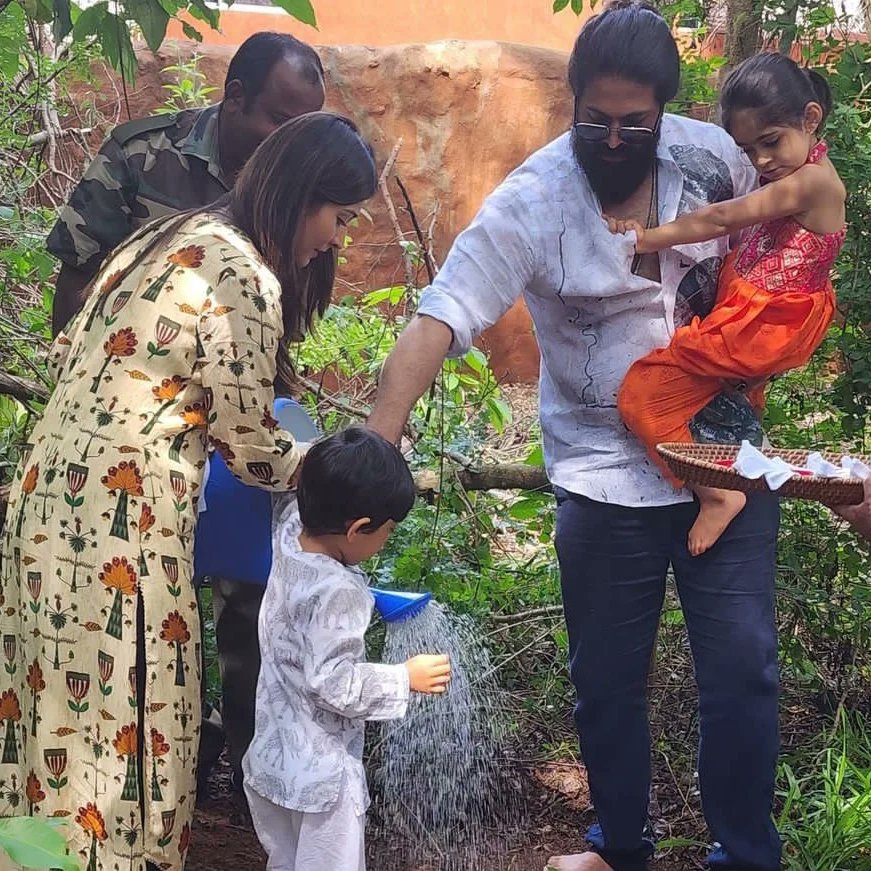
[0, 213, 300, 871]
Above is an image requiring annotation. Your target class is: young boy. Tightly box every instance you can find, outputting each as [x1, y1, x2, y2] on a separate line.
[242, 426, 451, 871]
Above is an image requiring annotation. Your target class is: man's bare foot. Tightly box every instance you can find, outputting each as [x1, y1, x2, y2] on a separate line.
[688, 485, 746, 557]
[546, 852, 614, 871]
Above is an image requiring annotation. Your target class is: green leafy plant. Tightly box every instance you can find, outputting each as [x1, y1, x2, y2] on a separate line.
[159, 53, 218, 113]
[1, 0, 317, 82]
[0, 817, 80, 870]
[778, 714, 871, 870]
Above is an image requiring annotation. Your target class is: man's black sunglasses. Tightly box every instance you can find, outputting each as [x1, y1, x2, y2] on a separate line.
[572, 99, 663, 146]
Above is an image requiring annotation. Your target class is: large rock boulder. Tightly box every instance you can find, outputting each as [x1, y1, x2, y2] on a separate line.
[76, 40, 574, 382]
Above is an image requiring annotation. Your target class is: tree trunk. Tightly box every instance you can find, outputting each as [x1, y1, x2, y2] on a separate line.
[720, 0, 762, 83]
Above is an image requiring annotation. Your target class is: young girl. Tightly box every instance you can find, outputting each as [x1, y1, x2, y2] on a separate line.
[608, 52, 846, 556]
[242, 427, 451, 871]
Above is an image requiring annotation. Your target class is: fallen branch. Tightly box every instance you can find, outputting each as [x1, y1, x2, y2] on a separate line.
[0, 371, 48, 405]
[413, 463, 549, 493]
[491, 604, 564, 625]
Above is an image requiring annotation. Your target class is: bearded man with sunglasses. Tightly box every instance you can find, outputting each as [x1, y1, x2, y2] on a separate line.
[368, 2, 783, 870]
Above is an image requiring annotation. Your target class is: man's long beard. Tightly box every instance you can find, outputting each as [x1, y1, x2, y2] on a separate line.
[572, 127, 659, 207]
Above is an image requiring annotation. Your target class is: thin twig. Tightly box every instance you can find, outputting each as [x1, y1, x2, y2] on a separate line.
[377, 139, 416, 290]
[395, 174, 439, 284]
[476, 626, 556, 684]
[26, 127, 92, 147]
[491, 605, 565, 625]
[297, 374, 369, 421]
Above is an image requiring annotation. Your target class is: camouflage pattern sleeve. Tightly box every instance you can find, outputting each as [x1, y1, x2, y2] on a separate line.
[46, 135, 138, 276]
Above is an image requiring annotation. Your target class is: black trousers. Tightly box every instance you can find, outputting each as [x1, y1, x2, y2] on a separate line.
[211, 577, 265, 788]
[555, 489, 782, 871]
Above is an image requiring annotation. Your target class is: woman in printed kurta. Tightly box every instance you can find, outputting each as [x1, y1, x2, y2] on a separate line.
[0, 112, 377, 871]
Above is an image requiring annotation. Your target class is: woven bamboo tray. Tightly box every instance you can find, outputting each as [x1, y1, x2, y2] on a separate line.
[656, 443, 869, 505]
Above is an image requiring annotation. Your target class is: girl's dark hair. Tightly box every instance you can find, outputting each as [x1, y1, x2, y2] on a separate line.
[229, 112, 377, 385]
[297, 426, 415, 536]
[720, 53, 832, 133]
[568, 0, 680, 106]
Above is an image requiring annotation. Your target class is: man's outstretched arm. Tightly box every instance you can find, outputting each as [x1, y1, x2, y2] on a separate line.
[367, 315, 453, 444]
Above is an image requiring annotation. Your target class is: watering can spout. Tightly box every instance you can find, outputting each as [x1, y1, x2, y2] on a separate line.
[372, 589, 432, 623]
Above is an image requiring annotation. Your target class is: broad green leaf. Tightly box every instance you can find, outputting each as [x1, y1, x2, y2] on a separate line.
[362, 286, 405, 307]
[463, 347, 488, 375]
[186, 0, 220, 29]
[101, 12, 138, 81]
[181, 20, 203, 42]
[21, 0, 53, 22]
[570, 0, 584, 13]
[126, 0, 170, 52]
[0, 817, 81, 871]
[552, 0, 570, 11]
[72, 1, 108, 40]
[525, 443, 544, 467]
[508, 495, 547, 521]
[270, 0, 317, 27]
[0, 3, 27, 79]
[486, 396, 512, 431]
[0, 33, 21, 79]
[52, 0, 73, 43]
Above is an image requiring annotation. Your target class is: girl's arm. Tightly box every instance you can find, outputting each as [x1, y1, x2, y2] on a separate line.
[608, 164, 823, 254]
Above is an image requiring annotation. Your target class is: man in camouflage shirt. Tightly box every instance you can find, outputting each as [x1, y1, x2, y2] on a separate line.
[46, 30, 325, 802]
[48, 30, 325, 335]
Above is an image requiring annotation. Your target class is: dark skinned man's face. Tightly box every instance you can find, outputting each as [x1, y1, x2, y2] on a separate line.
[221, 56, 326, 176]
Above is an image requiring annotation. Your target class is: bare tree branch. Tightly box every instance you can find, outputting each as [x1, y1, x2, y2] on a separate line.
[414, 463, 549, 494]
[377, 139, 417, 289]
[0, 371, 48, 405]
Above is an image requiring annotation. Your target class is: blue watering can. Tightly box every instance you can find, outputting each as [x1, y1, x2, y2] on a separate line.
[193, 398, 430, 623]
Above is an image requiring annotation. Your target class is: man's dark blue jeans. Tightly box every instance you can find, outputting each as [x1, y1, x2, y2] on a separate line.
[554, 488, 782, 871]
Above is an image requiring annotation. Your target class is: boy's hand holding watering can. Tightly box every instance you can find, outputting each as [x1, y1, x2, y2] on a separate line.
[406, 654, 451, 694]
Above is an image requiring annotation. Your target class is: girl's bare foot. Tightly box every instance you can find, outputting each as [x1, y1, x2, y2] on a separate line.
[688, 485, 746, 556]
[546, 853, 614, 870]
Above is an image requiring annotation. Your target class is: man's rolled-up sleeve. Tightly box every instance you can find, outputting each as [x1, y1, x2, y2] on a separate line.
[418, 185, 538, 357]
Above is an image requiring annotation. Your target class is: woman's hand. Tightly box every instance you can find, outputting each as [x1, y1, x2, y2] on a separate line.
[289, 442, 311, 489]
[603, 216, 649, 253]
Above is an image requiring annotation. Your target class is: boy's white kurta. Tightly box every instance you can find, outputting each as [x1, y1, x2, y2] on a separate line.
[243, 495, 410, 815]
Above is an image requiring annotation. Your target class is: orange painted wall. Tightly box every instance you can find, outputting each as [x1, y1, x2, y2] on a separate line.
[166, 1, 591, 51]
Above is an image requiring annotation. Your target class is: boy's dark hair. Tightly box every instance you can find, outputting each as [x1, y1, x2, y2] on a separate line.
[297, 426, 415, 535]
[720, 53, 833, 133]
[567, 0, 680, 106]
[224, 32, 324, 99]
